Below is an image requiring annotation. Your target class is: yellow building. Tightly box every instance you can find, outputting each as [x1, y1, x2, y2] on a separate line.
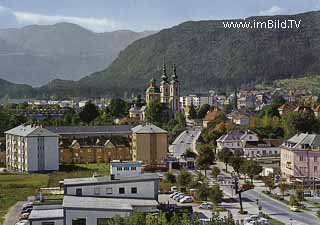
[131, 124, 168, 164]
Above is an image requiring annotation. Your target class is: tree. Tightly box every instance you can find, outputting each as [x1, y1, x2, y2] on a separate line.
[279, 181, 289, 198]
[241, 160, 263, 184]
[262, 174, 275, 193]
[145, 100, 164, 125]
[217, 148, 234, 172]
[188, 103, 197, 119]
[79, 101, 99, 124]
[289, 195, 299, 206]
[232, 91, 238, 110]
[197, 104, 210, 119]
[164, 172, 176, 183]
[230, 150, 243, 174]
[196, 144, 215, 176]
[108, 98, 129, 118]
[271, 95, 286, 108]
[209, 185, 223, 207]
[176, 169, 193, 191]
[211, 166, 221, 180]
[196, 181, 210, 201]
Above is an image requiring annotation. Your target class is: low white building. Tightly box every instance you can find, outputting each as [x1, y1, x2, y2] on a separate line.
[5, 124, 59, 172]
[29, 204, 63, 225]
[243, 139, 282, 158]
[61, 174, 159, 225]
[180, 95, 215, 108]
[110, 160, 142, 177]
[128, 105, 146, 121]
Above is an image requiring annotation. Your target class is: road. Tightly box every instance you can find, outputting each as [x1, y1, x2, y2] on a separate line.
[214, 162, 320, 225]
[2, 201, 26, 225]
[169, 126, 202, 159]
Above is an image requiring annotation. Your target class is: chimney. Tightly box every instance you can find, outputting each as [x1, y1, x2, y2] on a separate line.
[110, 174, 115, 180]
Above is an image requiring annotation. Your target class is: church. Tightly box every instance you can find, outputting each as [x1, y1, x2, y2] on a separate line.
[145, 63, 180, 115]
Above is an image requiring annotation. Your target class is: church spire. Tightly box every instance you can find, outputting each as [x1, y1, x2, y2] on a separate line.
[171, 64, 178, 81]
[161, 58, 168, 82]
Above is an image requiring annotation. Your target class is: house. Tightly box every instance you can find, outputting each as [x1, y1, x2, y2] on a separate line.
[131, 124, 168, 164]
[5, 124, 59, 172]
[59, 137, 131, 164]
[110, 160, 142, 177]
[128, 104, 146, 121]
[232, 114, 250, 126]
[278, 103, 298, 115]
[62, 174, 159, 225]
[281, 133, 320, 182]
[46, 125, 133, 164]
[216, 129, 259, 152]
[202, 107, 221, 128]
[28, 204, 63, 225]
[243, 139, 282, 158]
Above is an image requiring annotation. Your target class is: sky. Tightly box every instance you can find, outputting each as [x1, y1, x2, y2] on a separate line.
[0, 0, 319, 32]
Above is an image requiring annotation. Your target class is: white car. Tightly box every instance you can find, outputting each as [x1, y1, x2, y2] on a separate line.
[199, 202, 213, 209]
[15, 220, 30, 225]
[174, 194, 185, 201]
[170, 192, 180, 198]
[179, 196, 193, 203]
[290, 205, 299, 212]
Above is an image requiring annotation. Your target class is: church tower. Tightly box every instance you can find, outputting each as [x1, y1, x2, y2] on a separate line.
[160, 62, 170, 104]
[169, 64, 180, 113]
[146, 78, 160, 106]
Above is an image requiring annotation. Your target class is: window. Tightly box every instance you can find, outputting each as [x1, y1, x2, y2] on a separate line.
[315, 166, 318, 172]
[72, 218, 86, 225]
[131, 187, 137, 194]
[106, 188, 112, 194]
[124, 167, 130, 171]
[315, 156, 318, 162]
[97, 218, 112, 225]
[42, 223, 54, 225]
[117, 167, 122, 171]
[299, 156, 304, 161]
[119, 187, 125, 194]
[94, 187, 100, 195]
[131, 167, 136, 171]
[76, 188, 82, 196]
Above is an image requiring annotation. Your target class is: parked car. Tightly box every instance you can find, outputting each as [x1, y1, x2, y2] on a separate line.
[19, 213, 29, 220]
[199, 202, 213, 209]
[174, 194, 185, 201]
[303, 190, 312, 197]
[15, 220, 30, 225]
[179, 196, 193, 203]
[22, 202, 33, 209]
[170, 186, 178, 192]
[289, 205, 299, 212]
[21, 207, 32, 214]
[170, 192, 180, 198]
[21, 205, 33, 212]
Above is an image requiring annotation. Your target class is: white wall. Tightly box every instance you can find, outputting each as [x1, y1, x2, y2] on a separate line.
[27, 137, 38, 172]
[31, 219, 63, 225]
[44, 136, 59, 171]
[65, 180, 156, 199]
[65, 209, 129, 225]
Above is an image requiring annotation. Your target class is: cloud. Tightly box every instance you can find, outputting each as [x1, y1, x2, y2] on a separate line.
[0, 5, 121, 32]
[259, 5, 287, 16]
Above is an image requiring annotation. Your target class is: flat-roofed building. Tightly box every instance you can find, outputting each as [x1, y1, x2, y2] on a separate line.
[61, 174, 159, 225]
[131, 124, 168, 164]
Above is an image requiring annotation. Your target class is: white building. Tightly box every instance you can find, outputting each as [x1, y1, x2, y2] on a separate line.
[216, 130, 259, 152]
[29, 204, 63, 225]
[61, 174, 159, 225]
[180, 95, 215, 108]
[128, 105, 146, 121]
[5, 124, 59, 172]
[110, 160, 142, 177]
[243, 139, 282, 157]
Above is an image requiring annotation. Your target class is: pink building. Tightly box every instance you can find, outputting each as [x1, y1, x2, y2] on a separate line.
[281, 133, 320, 182]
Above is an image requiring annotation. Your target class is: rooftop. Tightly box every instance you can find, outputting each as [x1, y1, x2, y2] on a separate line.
[29, 209, 63, 220]
[63, 195, 158, 210]
[46, 125, 133, 135]
[62, 173, 159, 186]
[5, 124, 59, 137]
[285, 133, 320, 149]
[132, 124, 167, 134]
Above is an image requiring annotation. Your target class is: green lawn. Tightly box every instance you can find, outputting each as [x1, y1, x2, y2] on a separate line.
[0, 163, 110, 223]
[270, 218, 285, 225]
[304, 199, 320, 208]
[0, 173, 49, 223]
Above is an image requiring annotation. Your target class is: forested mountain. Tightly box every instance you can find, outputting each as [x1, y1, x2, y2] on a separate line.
[2, 11, 320, 99]
[0, 23, 154, 86]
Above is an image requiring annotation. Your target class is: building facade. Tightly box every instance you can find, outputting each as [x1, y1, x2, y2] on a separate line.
[146, 63, 180, 115]
[5, 124, 59, 172]
[62, 174, 159, 225]
[131, 124, 168, 164]
[281, 133, 320, 181]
